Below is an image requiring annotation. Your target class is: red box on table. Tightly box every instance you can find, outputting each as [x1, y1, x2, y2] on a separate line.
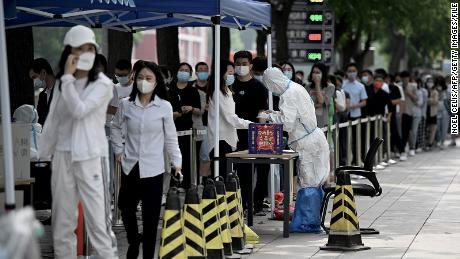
[248, 123, 283, 155]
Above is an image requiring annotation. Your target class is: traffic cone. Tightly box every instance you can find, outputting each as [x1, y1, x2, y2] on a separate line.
[233, 174, 253, 252]
[320, 171, 370, 251]
[202, 179, 225, 258]
[183, 186, 207, 259]
[159, 187, 186, 259]
[244, 225, 259, 245]
[225, 174, 245, 252]
[214, 176, 238, 258]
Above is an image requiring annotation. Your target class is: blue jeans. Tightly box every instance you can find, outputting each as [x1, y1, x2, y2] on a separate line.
[436, 113, 449, 144]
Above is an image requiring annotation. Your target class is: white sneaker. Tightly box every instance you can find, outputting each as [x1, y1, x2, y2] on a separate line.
[409, 150, 416, 156]
[388, 159, 397, 164]
[375, 164, 385, 170]
[400, 154, 408, 161]
[380, 162, 388, 166]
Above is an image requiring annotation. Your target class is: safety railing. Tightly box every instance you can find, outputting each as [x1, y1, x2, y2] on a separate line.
[109, 115, 391, 225]
[319, 115, 391, 173]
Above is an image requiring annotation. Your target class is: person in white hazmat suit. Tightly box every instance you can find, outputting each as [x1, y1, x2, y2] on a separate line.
[261, 67, 330, 233]
[13, 104, 42, 161]
[39, 25, 118, 258]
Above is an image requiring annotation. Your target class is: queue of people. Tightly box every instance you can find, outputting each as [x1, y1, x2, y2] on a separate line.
[22, 25, 457, 258]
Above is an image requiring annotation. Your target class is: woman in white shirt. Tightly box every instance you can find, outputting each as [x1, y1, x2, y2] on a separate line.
[39, 25, 117, 259]
[207, 60, 252, 178]
[111, 61, 182, 259]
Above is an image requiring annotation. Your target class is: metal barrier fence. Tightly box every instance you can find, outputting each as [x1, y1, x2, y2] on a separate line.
[109, 115, 390, 224]
[319, 115, 390, 173]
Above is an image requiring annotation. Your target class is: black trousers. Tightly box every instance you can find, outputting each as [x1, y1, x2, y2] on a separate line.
[350, 116, 366, 165]
[391, 113, 404, 153]
[118, 163, 163, 259]
[401, 114, 413, 152]
[209, 140, 234, 181]
[177, 135, 191, 189]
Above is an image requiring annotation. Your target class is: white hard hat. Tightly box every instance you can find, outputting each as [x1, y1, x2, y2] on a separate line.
[63, 25, 99, 49]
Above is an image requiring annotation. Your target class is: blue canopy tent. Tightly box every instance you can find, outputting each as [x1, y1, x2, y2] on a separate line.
[1, 0, 274, 211]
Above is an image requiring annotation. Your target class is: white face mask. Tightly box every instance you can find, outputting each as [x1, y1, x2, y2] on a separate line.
[313, 73, 322, 81]
[235, 66, 250, 76]
[76, 52, 96, 71]
[137, 79, 156, 94]
[361, 76, 369, 84]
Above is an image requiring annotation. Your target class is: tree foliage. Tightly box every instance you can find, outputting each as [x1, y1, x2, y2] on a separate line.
[328, 0, 450, 71]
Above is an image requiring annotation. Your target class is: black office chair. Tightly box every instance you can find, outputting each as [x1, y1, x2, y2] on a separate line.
[320, 137, 384, 234]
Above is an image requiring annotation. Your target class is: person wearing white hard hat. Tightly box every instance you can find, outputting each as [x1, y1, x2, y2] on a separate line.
[261, 67, 330, 233]
[39, 25, 118, 259]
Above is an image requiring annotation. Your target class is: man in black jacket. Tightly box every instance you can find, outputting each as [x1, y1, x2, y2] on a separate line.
[29, 58, 56, 125]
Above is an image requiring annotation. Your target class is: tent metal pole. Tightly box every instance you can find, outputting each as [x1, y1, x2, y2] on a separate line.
[0, 0, 16, 210]
[266, 30, 276, 218]
[213, 16, 221, 177]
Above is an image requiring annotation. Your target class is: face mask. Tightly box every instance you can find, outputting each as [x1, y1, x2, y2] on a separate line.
[76, 52, 96, 71]
[33, 78, 45, 89]
[427, 82, 434, 88]
[361, 76, 369, 84]
[313, 73, 322, 81]
[235, 66, 250, 76]
[226, 74, 235, 86]
[116, 76, 130, 85]
[283, 71, 293, 80]
[177, 71, 191, 82]
[254, 75, 263, 82]
[197, 72, 209, 81]
[137, 80, 156, 94]
[347, 72, 357, 81]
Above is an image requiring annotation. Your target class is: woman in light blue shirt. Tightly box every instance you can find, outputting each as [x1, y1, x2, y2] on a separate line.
[111, 61, 182, 259]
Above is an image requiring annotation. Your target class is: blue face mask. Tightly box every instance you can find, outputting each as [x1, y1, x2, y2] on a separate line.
[226, 74, 235, 86]
[116, 75, 130, 85]
[284, 71, 293, 80]
[177, 71, 191, 82]
[197, 72, 209, 81]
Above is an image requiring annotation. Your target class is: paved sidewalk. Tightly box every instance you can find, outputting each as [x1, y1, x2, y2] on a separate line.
[246, 146, 460, 259]
[37, 145, 460, 258]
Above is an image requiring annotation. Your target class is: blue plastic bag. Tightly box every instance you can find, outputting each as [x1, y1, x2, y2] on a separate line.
[289, 187, 324, 233]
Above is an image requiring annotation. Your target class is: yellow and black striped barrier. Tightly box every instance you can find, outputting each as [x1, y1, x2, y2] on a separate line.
[225, 174, 245, 252]
[214, 176, 236, 257]
[233, 174, 253, 253]
[202, 179, 225, 258]
[159, 187, 186, 259]
[183, 186, 207, 259]
[320, 170, 370, 251]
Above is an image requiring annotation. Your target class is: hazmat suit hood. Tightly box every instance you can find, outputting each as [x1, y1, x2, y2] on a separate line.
[262, 67, 291, 96]
[13, 104, 39, 124]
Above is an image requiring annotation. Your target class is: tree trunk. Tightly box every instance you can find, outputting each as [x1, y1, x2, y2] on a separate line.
[340, 32, 360, 69]
[107, 29, 133, 78]
[388, 30, 406, 74]
[157, 27, 180, 69]
[6, 27, 34, 113]
[256, 30, 267, 57]
[353, 31, 372, 71]
[273, 10, 290, 62]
